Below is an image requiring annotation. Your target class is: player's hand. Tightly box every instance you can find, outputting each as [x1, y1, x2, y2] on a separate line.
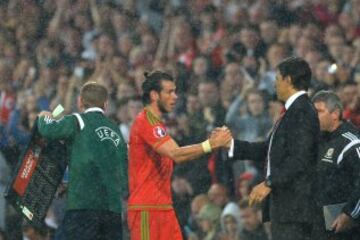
[38, 111, 53, 118]
[209, 126, 232, 149]
[249, 182, 271, 206]
[331, 213, 354, 233]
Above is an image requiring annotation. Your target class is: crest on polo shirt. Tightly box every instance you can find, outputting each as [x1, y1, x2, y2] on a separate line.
[95, 126, 121, 147]
[321, 148, 334, 163]
[153, 126, 167, 138]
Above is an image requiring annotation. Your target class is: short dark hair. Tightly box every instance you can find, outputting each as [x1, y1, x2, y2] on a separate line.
[80, 82, 108, 109]
[312, 90, 343, 120]
[277, 57, 312, 91]
[238, 197, 261, 211]
[141, 71, 174, 105]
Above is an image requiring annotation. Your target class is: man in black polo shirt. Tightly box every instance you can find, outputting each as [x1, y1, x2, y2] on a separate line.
[312, 90, 360, 240]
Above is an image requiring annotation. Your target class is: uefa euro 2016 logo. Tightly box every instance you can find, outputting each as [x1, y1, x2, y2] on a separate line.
[153, 126, 167, 138]
[95, 126, 121, 147]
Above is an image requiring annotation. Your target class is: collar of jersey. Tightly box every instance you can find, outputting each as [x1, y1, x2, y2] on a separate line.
[84, 107, 104, 114]
[145, 106, 161, 122]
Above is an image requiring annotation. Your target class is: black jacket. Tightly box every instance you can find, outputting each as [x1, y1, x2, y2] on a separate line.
[316, 121, 360, 219]
[231, 94, 320, 223]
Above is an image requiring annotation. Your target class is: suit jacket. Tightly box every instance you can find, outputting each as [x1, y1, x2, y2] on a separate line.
[232, 94, 320, 223]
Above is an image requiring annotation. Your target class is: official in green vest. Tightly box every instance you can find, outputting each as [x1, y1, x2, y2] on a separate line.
[37, 82, 127, 240]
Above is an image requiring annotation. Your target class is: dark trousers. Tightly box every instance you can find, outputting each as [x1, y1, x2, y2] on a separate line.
[272, 222, 312, 240]
[55, 209, 123, 240]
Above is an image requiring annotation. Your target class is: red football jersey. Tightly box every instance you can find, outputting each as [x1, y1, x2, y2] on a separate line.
[128, 108, 173, 207]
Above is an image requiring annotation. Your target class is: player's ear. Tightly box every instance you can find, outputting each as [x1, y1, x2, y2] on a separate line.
[150, 90, 159, 102]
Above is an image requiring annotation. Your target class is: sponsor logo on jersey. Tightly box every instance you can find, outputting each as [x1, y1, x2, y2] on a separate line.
[95, 126, 121, 147]
[153, 126, 167, 138]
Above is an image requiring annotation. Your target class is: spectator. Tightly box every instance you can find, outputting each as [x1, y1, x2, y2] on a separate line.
[219, 202, 242, 240]
[121, 96, 143, 143]
[196, 203, 222, 240]
[221, 62, 245, 109]
[259, 43, 289, 97]
[185, 194, 211, 239]
[259, 20, 279, 48]
[226, 88, 271, 185]
[226, 88, 272, 142]
[207, 183, 232, 210]
[238, 198, 268, 240]
[0, 62, 15, 125]
[235, 171, 256, 201]
[198, 80, 226, 133]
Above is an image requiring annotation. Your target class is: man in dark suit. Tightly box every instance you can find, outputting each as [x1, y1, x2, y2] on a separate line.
[227, 57, 320, 240]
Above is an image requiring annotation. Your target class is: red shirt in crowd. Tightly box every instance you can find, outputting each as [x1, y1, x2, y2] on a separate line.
[0, 91, 15, 124]
[343, 108, 360, 128]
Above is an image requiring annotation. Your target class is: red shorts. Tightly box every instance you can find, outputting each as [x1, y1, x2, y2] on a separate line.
[128, 208, 183, 240]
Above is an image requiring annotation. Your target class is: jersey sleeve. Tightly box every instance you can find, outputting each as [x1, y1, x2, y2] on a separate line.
[139, 120, 171, 150]
[37, 115, 78, 140]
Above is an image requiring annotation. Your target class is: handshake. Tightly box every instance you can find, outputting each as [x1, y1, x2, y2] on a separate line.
[202, 126, 232, 153]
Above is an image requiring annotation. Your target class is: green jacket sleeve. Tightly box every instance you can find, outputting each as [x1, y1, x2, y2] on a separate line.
[37, 115, 78, 140]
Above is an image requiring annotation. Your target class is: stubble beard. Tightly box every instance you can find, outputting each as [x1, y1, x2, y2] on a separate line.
[157, 99, 169, 114]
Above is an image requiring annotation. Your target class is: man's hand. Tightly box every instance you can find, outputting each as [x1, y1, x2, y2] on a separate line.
[249, 182, 271, 206]
[331, 213, 354, 233]
[209, 126, 232, 149]
[38, 111, 53, 118]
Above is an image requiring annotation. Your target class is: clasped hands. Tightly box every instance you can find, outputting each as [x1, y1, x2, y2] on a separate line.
[208, 126, 232, 149]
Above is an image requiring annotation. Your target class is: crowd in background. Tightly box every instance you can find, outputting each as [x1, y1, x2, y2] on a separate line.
[0, 0, 360, 239]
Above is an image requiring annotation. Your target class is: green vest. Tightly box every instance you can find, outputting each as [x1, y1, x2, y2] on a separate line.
[37, 108, 128, 213]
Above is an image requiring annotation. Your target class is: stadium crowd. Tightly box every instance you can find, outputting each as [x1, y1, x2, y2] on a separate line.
[0, 0, 360, 239]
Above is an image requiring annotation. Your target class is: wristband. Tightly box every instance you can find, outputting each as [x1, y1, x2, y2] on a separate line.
[201, 140, 212, 153]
